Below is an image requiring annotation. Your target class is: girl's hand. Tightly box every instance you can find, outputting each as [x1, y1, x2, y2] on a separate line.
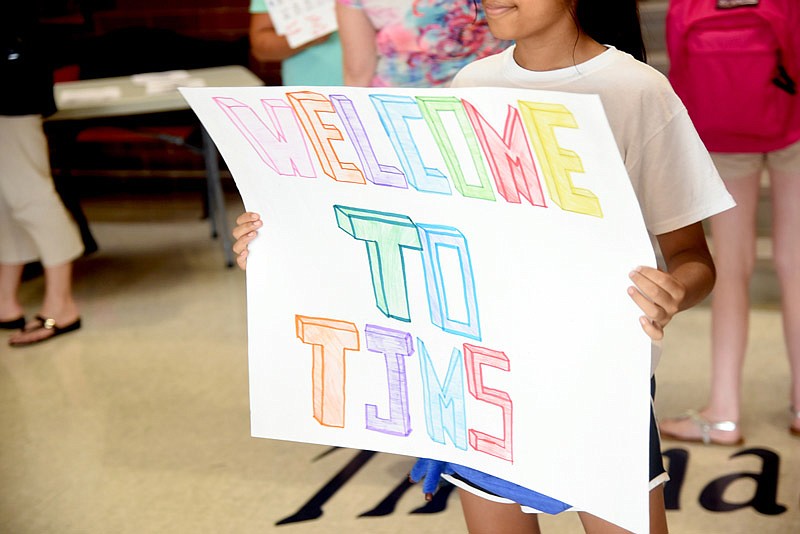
[231, 212, 262, 270]
[627, 265, 687, 341]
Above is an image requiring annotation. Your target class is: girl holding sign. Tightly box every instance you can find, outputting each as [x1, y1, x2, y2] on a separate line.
[416, 0, 733, 532]
[232, 0, 735, 532]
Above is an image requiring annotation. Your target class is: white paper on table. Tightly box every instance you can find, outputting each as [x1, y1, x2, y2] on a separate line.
[57, 85, 122, 106]
[143, 77, 206, 95]
[130, 70, 192, 84]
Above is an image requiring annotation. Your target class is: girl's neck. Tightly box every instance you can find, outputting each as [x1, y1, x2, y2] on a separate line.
[513, 32, 606, 72]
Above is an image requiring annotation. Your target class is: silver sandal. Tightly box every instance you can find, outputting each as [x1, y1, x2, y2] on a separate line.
[660, 409, 744, 446]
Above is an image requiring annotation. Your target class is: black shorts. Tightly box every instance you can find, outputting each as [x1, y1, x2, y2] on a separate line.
[649, 376, 667, 486]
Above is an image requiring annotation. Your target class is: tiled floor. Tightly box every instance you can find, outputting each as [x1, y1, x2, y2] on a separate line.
[1, 188, 798, 533]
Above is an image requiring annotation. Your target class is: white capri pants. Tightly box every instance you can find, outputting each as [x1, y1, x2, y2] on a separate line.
[0, 115, 83, 266]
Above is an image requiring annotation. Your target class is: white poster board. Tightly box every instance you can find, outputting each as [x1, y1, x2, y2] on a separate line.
[182, 85, 656, 533]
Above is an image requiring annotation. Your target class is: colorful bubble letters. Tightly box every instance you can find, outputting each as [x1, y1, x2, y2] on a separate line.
[183, 85, 656, 533]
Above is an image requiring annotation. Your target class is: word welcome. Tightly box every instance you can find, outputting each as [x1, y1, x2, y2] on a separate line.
[213, 91, 604, 217]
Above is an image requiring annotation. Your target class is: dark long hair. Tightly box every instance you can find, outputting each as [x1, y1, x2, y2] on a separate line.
[574, 0, 647, 62]
[469, 0, 647, 63]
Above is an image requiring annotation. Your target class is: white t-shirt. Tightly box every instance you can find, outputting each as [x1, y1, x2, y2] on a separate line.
[452, 46, 736, 374]
[452, 46, 735, 240]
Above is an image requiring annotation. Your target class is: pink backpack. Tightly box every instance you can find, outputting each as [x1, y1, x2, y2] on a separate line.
[666, 0, 800, 153]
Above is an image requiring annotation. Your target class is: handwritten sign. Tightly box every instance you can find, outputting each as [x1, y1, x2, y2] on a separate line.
[182, 85, 656, 533]
[265, 0, 337, 48]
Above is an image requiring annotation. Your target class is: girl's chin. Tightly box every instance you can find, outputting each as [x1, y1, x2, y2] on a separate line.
[485, 25, 515, 42]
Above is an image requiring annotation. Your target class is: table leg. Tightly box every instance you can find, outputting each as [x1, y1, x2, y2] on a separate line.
[201, 126, 234, 268]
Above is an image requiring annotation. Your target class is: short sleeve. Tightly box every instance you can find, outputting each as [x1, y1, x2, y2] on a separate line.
[336, 0, 363, 8]
[631, 109, 735, 236]
[249, 0, 268, 14]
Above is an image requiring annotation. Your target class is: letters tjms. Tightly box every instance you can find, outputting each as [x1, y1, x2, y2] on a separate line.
[219, 90, 608, 466]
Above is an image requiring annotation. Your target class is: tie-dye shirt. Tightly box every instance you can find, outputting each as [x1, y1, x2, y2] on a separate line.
[336, 0, 510, 87]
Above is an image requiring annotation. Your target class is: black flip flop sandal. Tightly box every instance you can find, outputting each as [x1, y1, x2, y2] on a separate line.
[8, 315, 82, 347]
[0, 316, 25, 330]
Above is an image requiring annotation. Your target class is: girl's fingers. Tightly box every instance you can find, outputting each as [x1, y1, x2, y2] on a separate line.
[628, 268, 663, 301]
[639, 315, 664, 341]
[635, 284, 664, 314]
[628, 267, 682, 320]
[232, 231, 258, 255]
[235, 211, 260, 225]
[231, 213, 262, 271]
[628, 286, 662, 321]
[630, 267, 684, 304]
[235, 248, 249, 271]
[231, 218, 262, 241]
[628, 268, 671, 302]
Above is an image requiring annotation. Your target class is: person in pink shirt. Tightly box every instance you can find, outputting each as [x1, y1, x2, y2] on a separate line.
[336, 0, 510, 87]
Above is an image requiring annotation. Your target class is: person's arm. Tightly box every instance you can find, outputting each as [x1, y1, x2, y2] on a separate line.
[336, 2, 378, 86]
[249, 12, 332, 63]
[628, 222, 716, 340]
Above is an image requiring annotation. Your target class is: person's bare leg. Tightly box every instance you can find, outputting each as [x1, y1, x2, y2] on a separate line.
[0, 263, 25, 322]
[578, 512, 632, 533]
[39, 261, 79, 322]
[770, 170, 800, 433]
[659, 172, 760, 443]
[578, 485, 668, 534]
[9, 261, 80, 344]
[706, 174, 761, 424]
[648, 485, 669, 534]
[458, 488, 541, 534]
